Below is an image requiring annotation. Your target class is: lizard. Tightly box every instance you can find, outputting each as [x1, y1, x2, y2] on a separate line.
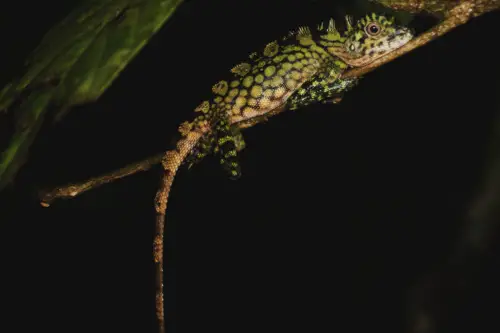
[153, 12, 414, 331]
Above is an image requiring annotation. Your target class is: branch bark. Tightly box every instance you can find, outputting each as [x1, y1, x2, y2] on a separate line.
[39, 0, 499, 207]
[344, 0, 499, 79]
[39, 153, 163, 207]
[35, 3, 500, 333]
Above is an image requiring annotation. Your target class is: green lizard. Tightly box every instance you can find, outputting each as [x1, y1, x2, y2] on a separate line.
[155, 12, 413, 204]
[153, 13, 413, 327]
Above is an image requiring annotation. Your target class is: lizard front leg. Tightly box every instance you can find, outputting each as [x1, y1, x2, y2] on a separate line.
[214, 117, 242, 180]
[288, 75, 358, 110]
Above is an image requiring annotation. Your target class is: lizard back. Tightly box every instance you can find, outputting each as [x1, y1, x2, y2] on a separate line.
[172, 13, 413, 178]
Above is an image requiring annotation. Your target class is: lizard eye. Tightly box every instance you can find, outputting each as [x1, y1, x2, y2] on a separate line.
[365, 22, 381, 36]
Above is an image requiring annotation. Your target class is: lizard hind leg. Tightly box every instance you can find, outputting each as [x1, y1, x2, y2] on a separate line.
[215, 119, 242, 180]
[232, 128, 246, 152]
[185, 133, 215, 169]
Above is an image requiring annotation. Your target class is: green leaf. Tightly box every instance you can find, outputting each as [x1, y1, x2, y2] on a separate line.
[0, 0, 184, 191]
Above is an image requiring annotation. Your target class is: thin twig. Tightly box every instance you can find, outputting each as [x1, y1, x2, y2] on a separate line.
[372, 0, 500, 15]
[35, 4, 500, 333]
[38, 1, 498, 207]
[371, 0, 462, 14]
[39, 153, 164, 207]
[344, 1, 486, 79]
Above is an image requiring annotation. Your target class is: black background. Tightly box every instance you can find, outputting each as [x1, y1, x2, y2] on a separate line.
[1, 1, 499, 332]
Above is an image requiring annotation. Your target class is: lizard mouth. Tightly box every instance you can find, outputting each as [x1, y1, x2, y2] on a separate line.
[387, 27, 414, 48]
[339, 28, 413, 67]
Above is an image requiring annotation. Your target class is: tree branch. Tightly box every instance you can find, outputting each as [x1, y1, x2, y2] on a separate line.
[343, 0, 499, 79]
[39, 153, 163, 207]
[38, 1, 499, 208]
[34, 3, 500, 333]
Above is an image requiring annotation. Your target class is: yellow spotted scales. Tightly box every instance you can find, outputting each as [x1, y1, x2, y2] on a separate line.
[155, 12, 414, 205]
[153, 13, 413, 327]
[171, 14, 413, 180]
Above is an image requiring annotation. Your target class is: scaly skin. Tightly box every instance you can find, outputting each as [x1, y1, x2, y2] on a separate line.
[171, 13, 413, 179]
[154, 14, 413, 330]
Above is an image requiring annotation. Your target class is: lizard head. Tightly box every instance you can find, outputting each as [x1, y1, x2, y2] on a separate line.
[329, 13, 413, 67]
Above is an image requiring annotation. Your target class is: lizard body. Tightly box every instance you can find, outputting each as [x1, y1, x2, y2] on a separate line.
[166, 13, 412, 181]
[154, 13, 413, 327]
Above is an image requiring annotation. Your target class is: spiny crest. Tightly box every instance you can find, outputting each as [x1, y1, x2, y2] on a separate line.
[345, 15, 354, 32]
[317, 18, 340, 33]
[356, 13, 395, 29]
[327, 18, 338, 34]
[231, 62, 251, 76]
[282, 29, 296, 41]
[318, 17, 344, 42]
[263, 41, 279, 57]
[296, 26, 312, 40]
[212, 80, 228, 95]
[194, 101, 210, 113]
[326, 18, 342, 40]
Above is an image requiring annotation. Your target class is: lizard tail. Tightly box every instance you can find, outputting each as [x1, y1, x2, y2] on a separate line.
[153, 129, 206, 333]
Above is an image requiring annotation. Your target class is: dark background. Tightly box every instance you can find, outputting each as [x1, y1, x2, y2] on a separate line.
[1, 0, 499, 332]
